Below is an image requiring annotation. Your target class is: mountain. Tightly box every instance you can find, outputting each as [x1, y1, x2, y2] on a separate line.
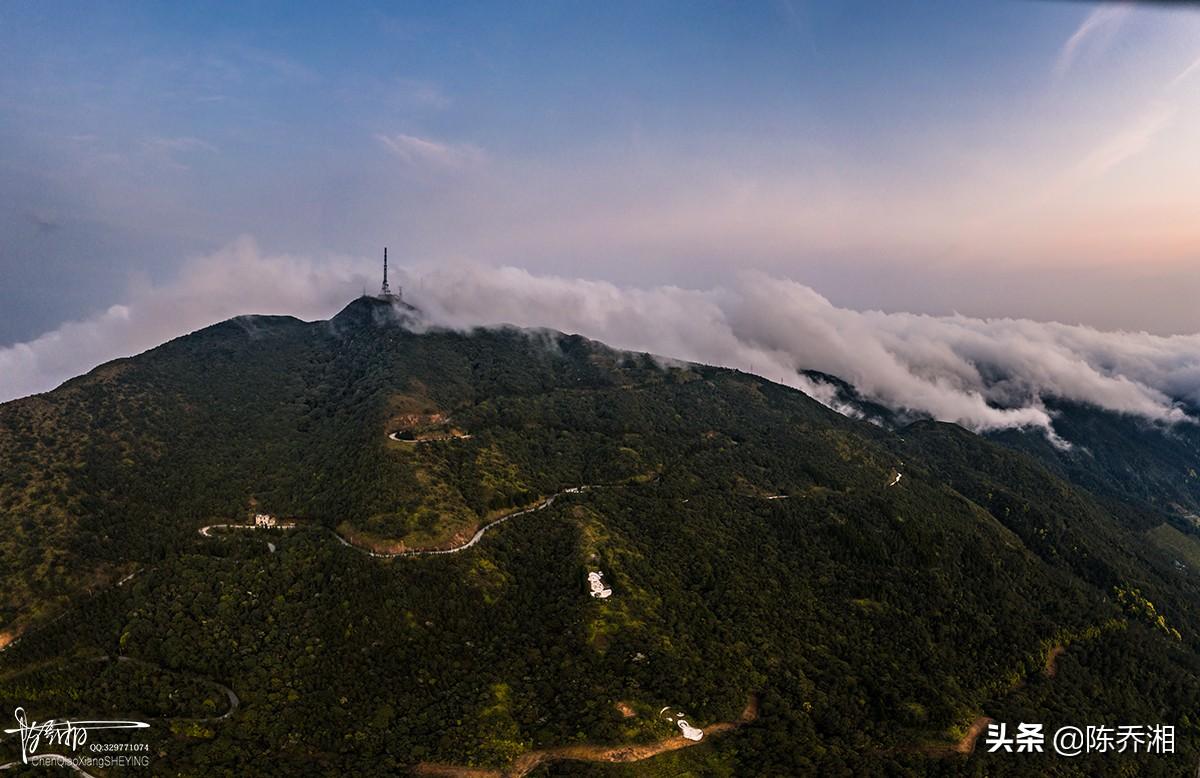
[808, 370, 1200, 557]
[989, 398, 1200, 520]
[1, 296, 1199, 776]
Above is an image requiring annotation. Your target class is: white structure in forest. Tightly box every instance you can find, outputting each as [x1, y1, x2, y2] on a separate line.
[254, 513, 277, 528]
[588, 571, 613, 599]
[659, 706, 704, 741]
[677, 719, 703, 741]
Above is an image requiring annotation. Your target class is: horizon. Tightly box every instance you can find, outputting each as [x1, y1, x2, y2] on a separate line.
[4, 1, 1200, 340]
[5, 243, 1200, 445]
[4, 1, 1200, 429]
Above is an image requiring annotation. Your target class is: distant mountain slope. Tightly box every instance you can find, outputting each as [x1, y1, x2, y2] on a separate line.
[989, 398, 1200, 520]
[805, 369, 1200, 523]
[0, 297, 1198, 775]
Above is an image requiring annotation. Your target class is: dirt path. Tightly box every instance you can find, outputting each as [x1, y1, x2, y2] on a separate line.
[413, 767, 498, 778]
[922, 643, 1070, 759]
[924, 643, 1070, 758]
[918, 715, 993, 758]
[415, 695, 758, 778]
[953, 716, 993, 755]
[1044, 644, 1065, 678]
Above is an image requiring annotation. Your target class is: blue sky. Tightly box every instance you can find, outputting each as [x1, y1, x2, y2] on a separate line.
[3, 1, 1200, 350]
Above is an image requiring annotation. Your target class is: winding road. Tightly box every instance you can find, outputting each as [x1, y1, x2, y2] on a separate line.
[388, 431, 473, 444]
[198, 486, 595, 559]
[198, 523, 256, 537]
[330, 486, 594, 558]
[0, 654, 238, 774]
[113, 655, 239, 722]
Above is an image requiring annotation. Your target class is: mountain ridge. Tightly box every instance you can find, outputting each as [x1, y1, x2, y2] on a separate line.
[1, 298, 1199, 774]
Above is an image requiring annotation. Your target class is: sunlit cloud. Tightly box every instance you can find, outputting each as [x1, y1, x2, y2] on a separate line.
[411, 263, 1198, 438]
[6, 242, 1200, 449]
[4, 1, 1200, 348]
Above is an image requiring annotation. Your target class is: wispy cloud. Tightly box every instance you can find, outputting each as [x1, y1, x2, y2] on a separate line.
[375, 133, 484, 168]
[1055, 4, 1132, 79]
[1078, 100, 1175, 177]
[237, 46, 320, 84]
[1170, 52, 1200, 87]
[141, 136, 218, 170]
[395, 78, 452, 110]
[144, 136, 218, 154]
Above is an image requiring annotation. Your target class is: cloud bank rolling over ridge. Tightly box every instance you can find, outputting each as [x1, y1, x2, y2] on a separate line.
[2, 240, 1198, 443]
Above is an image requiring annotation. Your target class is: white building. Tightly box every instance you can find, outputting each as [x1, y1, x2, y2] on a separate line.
[677, 720, 703, 741]
[588, 571, 613, 599]
[254, 513, 277, 528]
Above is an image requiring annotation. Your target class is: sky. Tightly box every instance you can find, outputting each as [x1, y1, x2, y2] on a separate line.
[3, 1, 1200, 433]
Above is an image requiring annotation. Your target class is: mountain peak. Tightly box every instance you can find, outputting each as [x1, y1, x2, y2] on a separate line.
[330, 294, 421, 330]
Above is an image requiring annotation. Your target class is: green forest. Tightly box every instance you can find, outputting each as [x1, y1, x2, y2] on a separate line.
[1, 296, 1199, 775]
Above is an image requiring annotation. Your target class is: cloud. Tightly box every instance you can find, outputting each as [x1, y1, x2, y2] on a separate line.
[1078, 100, 1176, 176]
[235, 45, 320, 84]
[144, 136, 218, 154]
[404, 263, 1198, 437]
[142, 136, 219, 170]
[0, 238, 371, 403]
[394, 78, 452, 110]
[1055, 4, 1131, 79]
[1171, 52, 1200, 87]
[375, 133, 484, 168]
[3, 244, 1199, 446]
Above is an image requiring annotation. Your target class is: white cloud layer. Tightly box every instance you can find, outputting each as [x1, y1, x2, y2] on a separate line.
[408, 264, 1197, 436]
[3, 242, 1199, 443]
[0, 238, 371, 402]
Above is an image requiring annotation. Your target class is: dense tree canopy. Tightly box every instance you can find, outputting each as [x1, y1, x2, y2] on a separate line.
[1, 297, 1198, 775]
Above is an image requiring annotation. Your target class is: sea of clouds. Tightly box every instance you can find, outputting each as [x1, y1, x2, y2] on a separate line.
[3, 239, 1198, 442]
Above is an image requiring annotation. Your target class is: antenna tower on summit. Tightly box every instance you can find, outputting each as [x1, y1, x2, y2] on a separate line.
[381, 247, 393, 297]
[378, 247, 403, 301]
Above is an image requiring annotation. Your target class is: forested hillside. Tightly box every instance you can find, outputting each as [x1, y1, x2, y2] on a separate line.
[1, 297, 1198, 775]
